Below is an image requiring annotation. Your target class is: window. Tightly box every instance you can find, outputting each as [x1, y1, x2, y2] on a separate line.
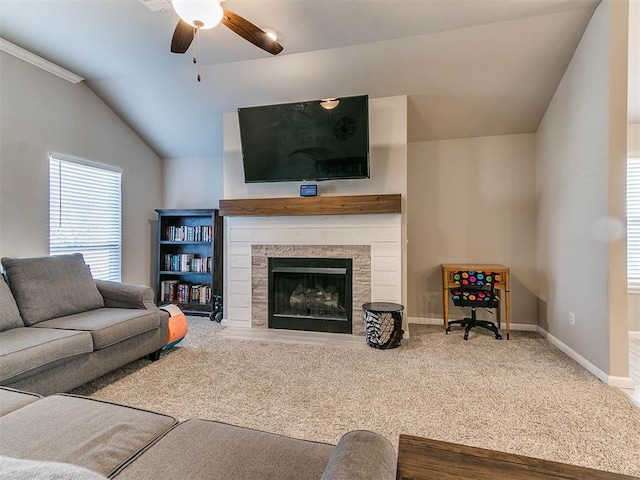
[49, 154, 122, 281]
[629, 157, 640, 290]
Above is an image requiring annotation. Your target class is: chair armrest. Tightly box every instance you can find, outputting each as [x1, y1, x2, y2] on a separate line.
[95, 280, 157, 310]
[321, 430, 397, 480]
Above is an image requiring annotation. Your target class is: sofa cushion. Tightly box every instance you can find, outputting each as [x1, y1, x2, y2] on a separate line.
[0, 327, 93, 384]
[0, 394, 177, 477]
[1, 254, 104, 326]
[113, 419, 335, 480]
[0, 455, 108, 480]
[35, 308, 162, 350]
[0, 277, 24, 331]
[0, 387, 42, 416]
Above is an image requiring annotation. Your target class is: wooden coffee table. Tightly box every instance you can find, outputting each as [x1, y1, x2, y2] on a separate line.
[397, 435, 639, 480]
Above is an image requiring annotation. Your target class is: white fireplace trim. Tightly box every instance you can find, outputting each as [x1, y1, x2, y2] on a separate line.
[223, 214, 402, 329]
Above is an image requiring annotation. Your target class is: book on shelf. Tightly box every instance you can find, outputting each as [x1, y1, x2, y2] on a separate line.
[160, 279, 179, 303]
[165, 225, 213, 242]
[190, 284, 211, 304]
[160, 280, 211, 305]
[163, 254, 212, 273]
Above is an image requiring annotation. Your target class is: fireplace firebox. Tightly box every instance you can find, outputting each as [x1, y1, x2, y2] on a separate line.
[268, 257, 352, 333]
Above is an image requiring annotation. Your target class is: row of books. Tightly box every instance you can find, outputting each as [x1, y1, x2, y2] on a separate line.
[160, 280, 212, 305]
[165, 225, 212, 242]
[163, 254, 212, 273]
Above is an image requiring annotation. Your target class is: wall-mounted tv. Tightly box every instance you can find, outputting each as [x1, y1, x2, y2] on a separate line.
[238, 95, 369, 183]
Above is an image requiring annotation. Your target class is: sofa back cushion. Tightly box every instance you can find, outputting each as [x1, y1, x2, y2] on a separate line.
[1, 254, 104, 326]
[0, 277, 24, 331]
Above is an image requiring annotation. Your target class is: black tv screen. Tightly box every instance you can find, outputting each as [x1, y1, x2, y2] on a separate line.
[238, 95, 369, 183]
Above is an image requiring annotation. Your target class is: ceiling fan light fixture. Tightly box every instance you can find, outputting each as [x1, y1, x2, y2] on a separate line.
[320, 98, 340, 110]
[172, 0, 223, 29]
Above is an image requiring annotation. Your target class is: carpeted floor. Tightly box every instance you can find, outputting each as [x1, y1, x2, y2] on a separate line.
[72, 319, 640, 476]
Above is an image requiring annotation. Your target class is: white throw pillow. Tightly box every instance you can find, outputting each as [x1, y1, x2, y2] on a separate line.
[0, 455, 108, 480]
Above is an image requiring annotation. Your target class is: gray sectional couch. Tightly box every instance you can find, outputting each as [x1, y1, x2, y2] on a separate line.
[0, 387, 397, 479]
[0, 255, 398, 478]
[0, 254, 169, 395]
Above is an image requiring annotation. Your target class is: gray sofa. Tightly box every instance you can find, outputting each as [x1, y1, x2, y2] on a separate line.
[0, 387, 397, 479]
[0, 254, 169, 395]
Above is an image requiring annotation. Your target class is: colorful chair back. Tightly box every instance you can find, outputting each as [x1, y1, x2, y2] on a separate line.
[450, 270, 500, 308]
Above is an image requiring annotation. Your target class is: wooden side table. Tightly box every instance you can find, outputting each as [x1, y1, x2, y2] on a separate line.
[442, 263, 511, 339]
[397, 435, 639, 480]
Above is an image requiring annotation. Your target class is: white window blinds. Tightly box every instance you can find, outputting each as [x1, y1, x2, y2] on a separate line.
[628, 157, 640, 289]
[49, 154, 122, 282]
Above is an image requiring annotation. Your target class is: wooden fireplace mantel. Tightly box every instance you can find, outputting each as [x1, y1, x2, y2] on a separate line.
[218, 194, 401, 217]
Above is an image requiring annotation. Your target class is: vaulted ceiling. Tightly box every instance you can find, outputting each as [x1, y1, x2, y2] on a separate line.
[1, 0, 623, 159]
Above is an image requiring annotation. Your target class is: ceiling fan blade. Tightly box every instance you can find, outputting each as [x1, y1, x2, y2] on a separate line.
[221, 8, 283, 56]
[171, 19, 195, 54]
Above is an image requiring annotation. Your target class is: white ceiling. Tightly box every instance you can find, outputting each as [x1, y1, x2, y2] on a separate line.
[2, 0, 631, 160]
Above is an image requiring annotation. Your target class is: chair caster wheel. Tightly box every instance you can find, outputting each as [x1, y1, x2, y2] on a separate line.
[463, 333, 469, 340]
[496, 334, 502, 340]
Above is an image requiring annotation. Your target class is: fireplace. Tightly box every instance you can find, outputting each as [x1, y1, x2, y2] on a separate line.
[251, 245, 371, 335]
[268, 257, 352, 333]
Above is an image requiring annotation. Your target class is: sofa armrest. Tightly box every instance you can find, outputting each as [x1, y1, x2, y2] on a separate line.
[95, 280, 156, 310]
[321, 430, 397, 480]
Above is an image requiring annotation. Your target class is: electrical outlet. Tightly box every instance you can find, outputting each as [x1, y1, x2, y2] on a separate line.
[569, 312, 575, 325]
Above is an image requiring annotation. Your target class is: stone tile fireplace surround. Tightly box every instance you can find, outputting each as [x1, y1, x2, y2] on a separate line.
[223, 212, 403, 336]
[252, 245, 371, 335]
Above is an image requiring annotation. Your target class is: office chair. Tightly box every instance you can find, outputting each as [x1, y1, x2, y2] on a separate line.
[447, 270, 502, 340]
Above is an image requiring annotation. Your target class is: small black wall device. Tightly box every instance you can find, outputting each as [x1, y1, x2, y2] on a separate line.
[300, 184, 318, 197]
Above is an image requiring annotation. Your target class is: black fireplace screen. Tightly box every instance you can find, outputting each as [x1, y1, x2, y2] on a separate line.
[268, 257, 352, 333]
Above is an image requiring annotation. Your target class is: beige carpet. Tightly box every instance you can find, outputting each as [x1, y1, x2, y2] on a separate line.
[72, 319, 640, 476]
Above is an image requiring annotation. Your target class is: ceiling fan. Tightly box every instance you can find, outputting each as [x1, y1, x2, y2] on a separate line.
[170, 0, 283, 56]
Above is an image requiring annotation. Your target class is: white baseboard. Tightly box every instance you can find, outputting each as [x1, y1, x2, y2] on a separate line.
[630, 331, 640, 340]
[537, 327, 636, 389]
[407, 316, 538, 332]
[407, 316, 442, 326]
[220, 318, 251, 329]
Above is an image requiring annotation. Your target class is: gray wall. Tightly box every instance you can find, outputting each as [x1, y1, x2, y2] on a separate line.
[162, 156, 223, 209]
[535, 0, 629, 376]
[407, 133, 538, 325]
[0, 51, 163, 287]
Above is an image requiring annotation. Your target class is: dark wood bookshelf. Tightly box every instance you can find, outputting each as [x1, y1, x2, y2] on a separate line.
[159, 241, 212, 245]
[158, 271, 212, 276]
[155, 209, 223, 320]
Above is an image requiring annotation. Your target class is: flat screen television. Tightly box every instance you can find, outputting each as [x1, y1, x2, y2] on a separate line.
[238, 95, 369, 183]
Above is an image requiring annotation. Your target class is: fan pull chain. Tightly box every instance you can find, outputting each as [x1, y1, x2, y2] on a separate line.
[192, 27, 201, 82]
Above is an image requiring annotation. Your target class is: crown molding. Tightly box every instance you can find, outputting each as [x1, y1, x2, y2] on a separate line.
[0, 38, 84, 84]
